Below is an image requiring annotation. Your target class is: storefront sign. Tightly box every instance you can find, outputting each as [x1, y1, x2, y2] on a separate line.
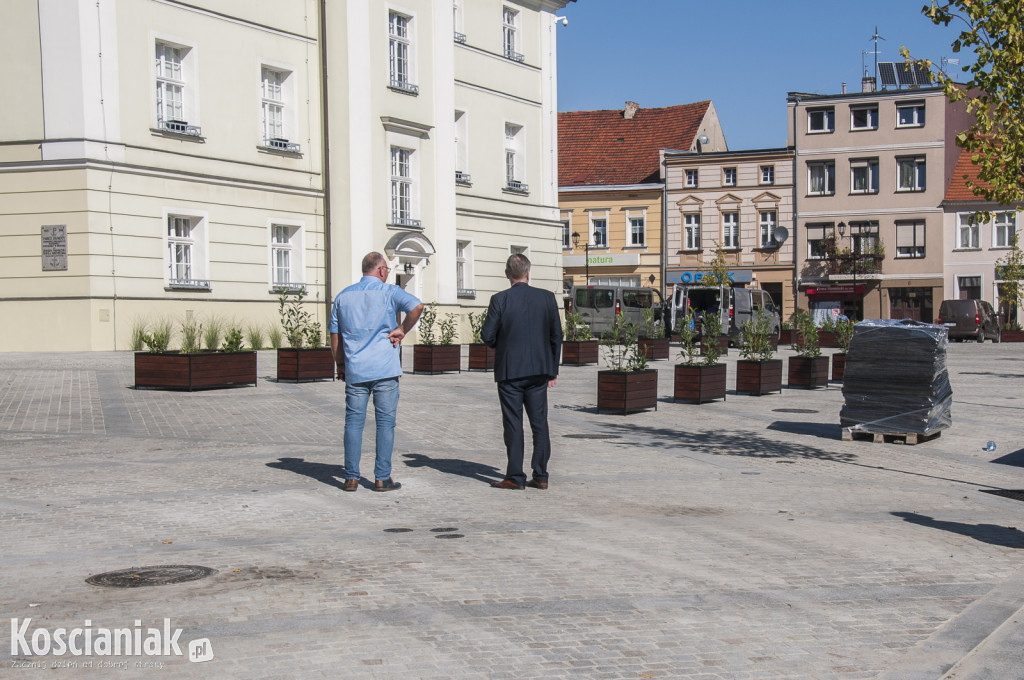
[666, 269, 752, 284]
[806, 284, 865, 296]
[562, 253, 640, 267]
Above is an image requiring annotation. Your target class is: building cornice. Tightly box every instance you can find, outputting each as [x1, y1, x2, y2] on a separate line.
[559, 183, 663, 193]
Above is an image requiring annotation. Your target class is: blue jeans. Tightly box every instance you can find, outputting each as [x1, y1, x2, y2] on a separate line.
[344, 377, 400, 481]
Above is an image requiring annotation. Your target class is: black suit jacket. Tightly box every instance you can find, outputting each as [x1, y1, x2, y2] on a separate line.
[481, 282, 563, 383]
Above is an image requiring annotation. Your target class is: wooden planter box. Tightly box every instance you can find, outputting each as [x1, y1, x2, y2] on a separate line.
[638, 337, 670, 361]
[818, 331, 838, 348]
[735, 359, 783, 396]
[779, 328, 793, 345]
[413, 344, 461, 374]
[831, 353, 846, 382]
[277, 347, 335, 382]
[467, 343, 495, 371]
[700, 335, 729, 356]
[597, 369, 658, 415]
[788, 356, 830, 389]
[135, 351, 257, 391]
[562, 340, 599, 366]
[1002, 330, 1024, 342]
[673, 363, 726, 404]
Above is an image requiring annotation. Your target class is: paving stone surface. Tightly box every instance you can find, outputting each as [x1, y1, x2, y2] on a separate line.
[1, 343, 1023, 679]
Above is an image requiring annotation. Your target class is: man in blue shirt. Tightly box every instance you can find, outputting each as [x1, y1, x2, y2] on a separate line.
[329, 252, 423, 492]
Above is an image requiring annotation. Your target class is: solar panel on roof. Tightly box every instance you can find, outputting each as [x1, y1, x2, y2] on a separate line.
[896, 62, 916, 86]
[878, 62, 898, 87]
[914, 63, 933, 86]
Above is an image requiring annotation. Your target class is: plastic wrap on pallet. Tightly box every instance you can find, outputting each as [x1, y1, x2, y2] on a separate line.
[839, 319, 952, 435]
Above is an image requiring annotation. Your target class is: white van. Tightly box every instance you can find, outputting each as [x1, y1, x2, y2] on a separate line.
[669, 285, 781, 344]
[567, 285, 667, 337]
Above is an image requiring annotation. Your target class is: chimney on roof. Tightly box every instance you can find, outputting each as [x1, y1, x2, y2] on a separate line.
[624, 101, 639, 120]
[862, 75, 876, 93]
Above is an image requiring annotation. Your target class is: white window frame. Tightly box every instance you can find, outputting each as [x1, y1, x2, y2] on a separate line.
[806, 224, 829, 260]
[626, 210, 646, 247]
[390, 145, 419, 227]
[807, 107, 835, 133]
[453, 0, 466, 42]
[957, 213, 980, 249]
[895, 220, 926, 259]
[807, 161, 835, 196]
[259, 64, 299, 152]
[850, 105, 879, 131]
[850, 158, 879, 194]
[896, 156, 926, 192]
[502, 6, 522, 61]
[957, 275, 983, 299]
[154, 38, 199, 135]
[722, 211, 739, 250]
[684, 169, 699, 188]
[504, 122, 527, 192]
[268, 220, 306, 291]
[561, 215, 572, 250]
[760, 165, 775, 185]
[589, 211, 608, 247]
[723, 167, 737, 187]
[162, 207, 209, 289]
[994, 211, 1017, 248]
[896, 101, 926, 128]
[683, 213, 701, 251]
[456, 239, 474, 295]
[388, 10, 418, 94]
[454, 109, 470, 184]
[759, 210, 778, 248]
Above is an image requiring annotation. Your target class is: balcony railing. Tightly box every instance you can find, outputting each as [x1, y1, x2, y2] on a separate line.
[828, 253, 885, 276]
[390, 215, 422, 229]
[159, 120, 202, 136]
[167, 278, 211, 290]
[503, 48, 525, 63]
[265, 138, 301, 153]
[272, 282, 306, 294]
[504, 179, 529, 193]
[455, 170, 472, 185]
[454, 31, 467, 44]
[389, 79, 419, 95]
[457, 288, 476, 299]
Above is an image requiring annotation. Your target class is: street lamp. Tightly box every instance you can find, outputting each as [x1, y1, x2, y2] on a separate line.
[571, 230, 601, 286]
[837, 221, 858, 319]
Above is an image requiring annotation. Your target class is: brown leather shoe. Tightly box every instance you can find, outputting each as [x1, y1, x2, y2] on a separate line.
[527, 479, 548, 490]
[343, 479, 358, 492]
[374, 478, 402, 492]
[489, 479, 524, 490]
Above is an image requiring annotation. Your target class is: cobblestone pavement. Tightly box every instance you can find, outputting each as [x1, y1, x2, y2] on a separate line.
[1, 343, 1022, 679]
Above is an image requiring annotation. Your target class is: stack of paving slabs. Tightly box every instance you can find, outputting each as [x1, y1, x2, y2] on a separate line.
[840, 319, 952, 435]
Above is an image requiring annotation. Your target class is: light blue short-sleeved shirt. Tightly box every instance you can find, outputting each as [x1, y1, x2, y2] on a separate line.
[328, 277, 422, 384]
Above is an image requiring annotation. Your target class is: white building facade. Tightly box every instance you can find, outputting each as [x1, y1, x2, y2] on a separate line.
[0, 0, 569, 351]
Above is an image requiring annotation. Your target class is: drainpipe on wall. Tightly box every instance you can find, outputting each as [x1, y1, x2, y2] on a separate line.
[791, 96, 800, 313]
[660, 150, 667, 299]
[319, 0, 333, 311]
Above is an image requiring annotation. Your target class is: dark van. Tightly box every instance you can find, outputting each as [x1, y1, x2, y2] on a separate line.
[937, 299, 1001, 342]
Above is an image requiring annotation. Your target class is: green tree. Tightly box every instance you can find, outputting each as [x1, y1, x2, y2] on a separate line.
[700, 242, 732, 288]
[996, 233, 1024, 323]
[903, 1, 1024, 210]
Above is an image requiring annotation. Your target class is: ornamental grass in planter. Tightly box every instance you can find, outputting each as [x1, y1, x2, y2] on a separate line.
[830, 316, 855, 381]
[637, 306, 670, 361]
[788, 310, 828, 389]
[597, 316, 657, 415]
[735, 312, 782, 396]
[134, 318, 257, 391]
[413, 303, 461, 374]
[562, 310, 599, 365]
[276, 288, 334, 382]
[466, 309, 494, 371]
[674, 310, 726, 404]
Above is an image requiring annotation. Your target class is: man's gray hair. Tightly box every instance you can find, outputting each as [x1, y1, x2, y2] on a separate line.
[361, 252, 386, 274]
[505, 253, 531, 281]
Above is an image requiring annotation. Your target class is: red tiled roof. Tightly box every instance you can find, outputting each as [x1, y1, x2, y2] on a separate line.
[945, 147, 992, 202]
[559, 101, 711, 187]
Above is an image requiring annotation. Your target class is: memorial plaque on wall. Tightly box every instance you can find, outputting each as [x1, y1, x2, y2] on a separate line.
[41, 225, 67, 271]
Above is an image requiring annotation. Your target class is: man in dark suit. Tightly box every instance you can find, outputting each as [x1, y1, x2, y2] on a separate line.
[481, 254, 563, 490]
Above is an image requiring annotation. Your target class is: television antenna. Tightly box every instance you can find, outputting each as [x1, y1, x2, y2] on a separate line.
[868, 26, 886, 84]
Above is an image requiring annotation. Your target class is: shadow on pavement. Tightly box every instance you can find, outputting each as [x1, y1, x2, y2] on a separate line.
[266, 457, 348, 491]
[891, 512, 1024, 549]
[992, 448, 1024, 468]
[767, 420, 842, 440]
[402, 453, 502, 483]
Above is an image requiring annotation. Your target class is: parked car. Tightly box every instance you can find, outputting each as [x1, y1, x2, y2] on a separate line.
[937, 299, 1001, 343]
[566, 285, 667, 337]
[669, 284, 781, 345]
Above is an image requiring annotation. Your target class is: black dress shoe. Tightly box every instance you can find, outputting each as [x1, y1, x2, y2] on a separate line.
[527, 479, 548, 490]
[490, 479, 524, 490]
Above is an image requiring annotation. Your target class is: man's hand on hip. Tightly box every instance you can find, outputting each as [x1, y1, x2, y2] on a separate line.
[388, 328, 406, 347]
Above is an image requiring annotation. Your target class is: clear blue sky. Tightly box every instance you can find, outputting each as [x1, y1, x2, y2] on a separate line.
[556, 0, 972, 150]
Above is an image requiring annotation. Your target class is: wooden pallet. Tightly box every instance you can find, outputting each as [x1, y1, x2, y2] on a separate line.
[841, 428, 941, 445]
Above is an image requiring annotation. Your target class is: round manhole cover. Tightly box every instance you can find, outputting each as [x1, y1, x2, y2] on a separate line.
[383, 528, 414, 533]
[86, 565, 217, 588]
[562, 434, 621, 440]
[435, 534, 464, 539]
[771, 408, 820, 414]
[430, 527, 458, 533]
